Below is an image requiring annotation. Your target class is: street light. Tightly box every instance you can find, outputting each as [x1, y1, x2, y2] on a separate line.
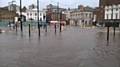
[8, 0, 16, 11]
[37, 0, 40, 36]
[57, 2, 62, 32]
[20, 0, 23, 32]
[8, 2, 11, 21]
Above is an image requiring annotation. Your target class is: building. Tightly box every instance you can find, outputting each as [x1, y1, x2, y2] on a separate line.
[0, 3, 20, 21]
[28, 4, 37, 10]
[46, 4, 66, 24]
[69, 6, 94, 26]
[63, 10, 71, 20]
[16, 8, 46, 22]
[105, 5, 120, 20]
[8, 4, 20, 11]
[103, 0, 120, 20]
[0, 7, 17, 21]
[93, 7, 100, 22]
[26, 8, 46, 21]
[99, 0, 120, 21]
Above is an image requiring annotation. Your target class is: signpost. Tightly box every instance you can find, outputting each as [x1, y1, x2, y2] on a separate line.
[113, 22, 119, 36]
[104, 20, 120, 41]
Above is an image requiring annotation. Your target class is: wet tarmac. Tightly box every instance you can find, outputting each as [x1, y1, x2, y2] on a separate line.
[0, 26, 120, 67]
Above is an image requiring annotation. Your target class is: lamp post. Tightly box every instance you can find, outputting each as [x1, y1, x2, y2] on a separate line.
[20, 0, 23, 32]
[57, 2, 62, 32]
[11, 0, 16, 22]
[37, 0, 40, 36]
[8, 0, 16, 29]
[60, 11, 62, 32]
[8, 2, 11, 21]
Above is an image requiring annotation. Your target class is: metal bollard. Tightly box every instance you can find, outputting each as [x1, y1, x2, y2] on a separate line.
[45, 25, 47, 32]
[107, 27, 110, 41]
[54, 23, 57, 33]
[113, 27, 116, 36]
[29, 24, 31, 37]
[15, 24, 17, 32]
[38, 24, 40, 37]
[60, 23, 62, 32]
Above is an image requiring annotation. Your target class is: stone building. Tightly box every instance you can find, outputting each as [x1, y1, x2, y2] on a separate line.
[104, 5, 120, 20]
[99, 0, 120, 21]
[69, 6, 94, 26]
[26, 8, 46, 21]
[103, 0, 120, 20]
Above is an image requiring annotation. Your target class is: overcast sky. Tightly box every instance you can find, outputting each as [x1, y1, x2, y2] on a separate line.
[0, 0, 99, 9]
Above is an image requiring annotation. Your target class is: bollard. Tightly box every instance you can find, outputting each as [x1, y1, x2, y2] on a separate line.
[55, 23, 57, 33]
[107, 27, 110, 41]
[113, 27, 116, 36]
[29, 24, 31, 37]
[60, 23, 62, 32]
[13, 24, 15, 30]
[15, 24, 17, 32]
[45, 25, 47, 32]
[38, 24, 40, 37]
[20, 21, 23, 32]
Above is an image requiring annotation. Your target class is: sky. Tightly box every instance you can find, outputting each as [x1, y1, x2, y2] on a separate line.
[0, 0, 99, 9]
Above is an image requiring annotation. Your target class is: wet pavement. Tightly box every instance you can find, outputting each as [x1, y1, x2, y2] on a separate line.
[0, 26, 120, 67]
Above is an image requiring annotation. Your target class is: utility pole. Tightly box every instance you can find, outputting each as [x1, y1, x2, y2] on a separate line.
[11, 0, 16, 22]
[60, 11, 62, 32]
[20, 0, 23, 32]
[57, 2, 62, 32]
[8, 2, 11, 21]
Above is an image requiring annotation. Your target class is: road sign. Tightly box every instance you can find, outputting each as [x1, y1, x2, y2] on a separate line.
[105, 22, 112, 27]
[112, 22, 119, 27]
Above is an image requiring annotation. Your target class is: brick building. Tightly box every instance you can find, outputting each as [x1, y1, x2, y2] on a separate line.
[0, 8, 17, 21]
[46, 4, 66, 23]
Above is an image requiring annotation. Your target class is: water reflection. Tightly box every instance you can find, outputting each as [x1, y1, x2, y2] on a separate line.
[92, 30, 120, 67]
[0, 27, 120, 67]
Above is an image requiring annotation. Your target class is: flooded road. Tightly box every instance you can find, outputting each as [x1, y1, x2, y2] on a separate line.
[0, 26, 120, 67]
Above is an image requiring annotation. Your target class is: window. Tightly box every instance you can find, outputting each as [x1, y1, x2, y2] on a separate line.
[89, 14, 91, 18]
[116, 8, 118, 11]
[27, 13, 29, 16]
[43, 14, 45, 16]
[30, 13, 32, 16]
[40, 18, 42, 21]
[116, 13, 118, 19]
[86, 14, 88, 17]
[40, 13, 42, 16]
[82, 20, 84, 22]
[106, 14, 109, 19]
[35, 13, 37, 16]
[107, 9, 109, 11]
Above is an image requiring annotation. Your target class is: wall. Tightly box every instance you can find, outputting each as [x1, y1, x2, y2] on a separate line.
[105, 4, 120, 20]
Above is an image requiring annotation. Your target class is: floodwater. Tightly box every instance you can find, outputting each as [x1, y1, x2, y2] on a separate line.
[0, 26, 120, 67]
